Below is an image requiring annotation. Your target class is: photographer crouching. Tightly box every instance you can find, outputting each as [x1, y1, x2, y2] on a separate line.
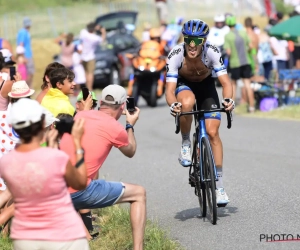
[60, 85, 146, 250]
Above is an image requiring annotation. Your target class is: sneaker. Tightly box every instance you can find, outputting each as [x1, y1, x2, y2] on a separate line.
[178, 144, 191, 167]
[216, 188, 230, 206]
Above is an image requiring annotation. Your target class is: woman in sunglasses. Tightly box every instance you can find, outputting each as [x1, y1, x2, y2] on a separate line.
[165, 19, 234, 206]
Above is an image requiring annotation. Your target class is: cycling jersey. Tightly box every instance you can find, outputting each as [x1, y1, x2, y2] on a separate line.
[166, 41, 227, 83]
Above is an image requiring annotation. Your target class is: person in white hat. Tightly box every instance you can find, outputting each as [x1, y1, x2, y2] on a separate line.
[0, 49, 23, 111]
[59, 85, 146, 246]
[7, 80, 35, 104]
[0, 98, 90, 250]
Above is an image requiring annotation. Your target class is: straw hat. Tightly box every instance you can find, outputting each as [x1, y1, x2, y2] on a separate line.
[8, 80, 35, 98]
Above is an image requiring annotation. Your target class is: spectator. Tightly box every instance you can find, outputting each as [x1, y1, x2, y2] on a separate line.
[0, 98, 89, 250]
[224, 16, 255, 112]
[208, 15, 230, 49]
[40, 108, 60, 147]
[0, 37, 13, 54]
[155, 0, 168, 25]
[72, 44, 86, 93]
[80, 22, 106, 90]
[60, 85, 146, 250]
[17, 17, 34, 87]
[142, 22, 151, 42]
[16, 46, 27, 81]
[257, 26, 277, 80]
[75, 90, 98, 112]
[269, 36, 289, 73]
[244, 17, 259, 75]
[0, 50, 13, 111]
[41, 67, 75, 117]
[54, 33, 81, 70]
[36, 62, 65, 104]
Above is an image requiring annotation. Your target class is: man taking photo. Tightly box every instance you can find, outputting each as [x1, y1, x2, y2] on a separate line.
[60, 85, 146, 250]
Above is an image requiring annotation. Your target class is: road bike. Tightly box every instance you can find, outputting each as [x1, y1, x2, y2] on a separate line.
[175, 106, 232, 225]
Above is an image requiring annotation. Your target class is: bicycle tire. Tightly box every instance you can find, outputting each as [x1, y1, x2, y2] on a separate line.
[192, 133, 206, 218]
[201, 137, 217, 225]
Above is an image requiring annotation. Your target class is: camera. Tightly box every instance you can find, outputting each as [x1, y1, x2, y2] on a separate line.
[55, 117, 74, 135]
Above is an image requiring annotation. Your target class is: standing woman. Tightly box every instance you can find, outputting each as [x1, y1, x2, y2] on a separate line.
[55, 33, 80, 70]
[0, 98, 90, 250]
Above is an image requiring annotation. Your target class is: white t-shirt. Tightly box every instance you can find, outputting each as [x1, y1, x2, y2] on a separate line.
[270, 37, 289, 61]
[72, 52, 86, 85]
[207, 26, 230, 47]
[79, 29, 102, 61]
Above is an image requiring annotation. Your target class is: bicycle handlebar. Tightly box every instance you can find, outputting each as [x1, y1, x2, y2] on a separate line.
[175, 108, 232, 134]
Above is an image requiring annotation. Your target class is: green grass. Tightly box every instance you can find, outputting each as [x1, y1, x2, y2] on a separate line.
[0, 237, 12, 250]
[235, 103, 300, 121]
[0, 205, 183, 250]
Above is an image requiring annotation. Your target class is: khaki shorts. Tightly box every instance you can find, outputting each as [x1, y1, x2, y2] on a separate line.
[82, 59, 96, 74]
[26, 58, 35, 75]
[13, 238, 90, 250]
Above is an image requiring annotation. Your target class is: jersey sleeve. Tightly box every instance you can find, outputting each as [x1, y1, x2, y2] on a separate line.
[166, 45, 182, 83]
[206, 44, 227, 77]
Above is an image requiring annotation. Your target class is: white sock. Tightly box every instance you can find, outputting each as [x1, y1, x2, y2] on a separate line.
[216, 167, 223, 189]
[181, 132, 190, 145]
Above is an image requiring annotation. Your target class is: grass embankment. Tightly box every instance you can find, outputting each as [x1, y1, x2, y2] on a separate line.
[0, 205, 183, 250]
[235, 103, 300, 121]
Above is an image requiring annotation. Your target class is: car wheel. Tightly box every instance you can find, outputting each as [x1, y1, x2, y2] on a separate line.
[109, 67, 121, 85]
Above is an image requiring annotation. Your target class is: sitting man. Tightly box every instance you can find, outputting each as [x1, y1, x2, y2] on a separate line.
[60, 85, 146, 250]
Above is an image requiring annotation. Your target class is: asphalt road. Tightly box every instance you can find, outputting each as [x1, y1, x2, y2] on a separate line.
[74, 88, 300, 250]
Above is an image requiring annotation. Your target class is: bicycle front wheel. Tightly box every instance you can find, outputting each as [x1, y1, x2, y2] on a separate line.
[192, 133, 206, 218]
[201, 137, 217, 225]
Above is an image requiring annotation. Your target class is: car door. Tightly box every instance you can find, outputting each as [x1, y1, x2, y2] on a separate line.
[117, 34, 141, 81]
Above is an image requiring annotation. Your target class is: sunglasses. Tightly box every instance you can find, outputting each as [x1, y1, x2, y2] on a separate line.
[184, 36, 205, 46]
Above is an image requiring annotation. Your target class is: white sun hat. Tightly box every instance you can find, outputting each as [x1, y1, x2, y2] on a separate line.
[8, 80, 35, 98]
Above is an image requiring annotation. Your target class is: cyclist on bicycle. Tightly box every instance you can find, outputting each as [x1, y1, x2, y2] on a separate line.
[165, 19, 234, 206]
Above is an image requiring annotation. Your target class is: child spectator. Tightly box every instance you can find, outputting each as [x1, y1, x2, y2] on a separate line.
[16, 46, 27, 81]
[41, 67, 76, 117]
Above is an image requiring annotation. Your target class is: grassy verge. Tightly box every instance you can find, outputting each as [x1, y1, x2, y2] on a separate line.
[235, 103, 300, 121]
[0, 205, 183, 250]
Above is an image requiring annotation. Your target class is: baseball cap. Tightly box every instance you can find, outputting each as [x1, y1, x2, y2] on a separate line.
[43, 107, 59, 128]
[101, 85, 127, 105]
[23, 17, 32, 27]
[8, 98, 45, 129]
[0, 49, 16, 65]
[77, 90, 98, 102]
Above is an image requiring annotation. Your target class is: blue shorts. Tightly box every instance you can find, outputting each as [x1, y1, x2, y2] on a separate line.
[71, 179, 125, 210]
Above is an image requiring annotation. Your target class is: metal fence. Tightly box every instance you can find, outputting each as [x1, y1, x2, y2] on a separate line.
[1, 0, 264, 42]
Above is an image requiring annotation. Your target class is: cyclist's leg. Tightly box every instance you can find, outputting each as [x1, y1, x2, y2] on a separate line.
[175, 80, 196, 166]
[198, 76, 229, 204]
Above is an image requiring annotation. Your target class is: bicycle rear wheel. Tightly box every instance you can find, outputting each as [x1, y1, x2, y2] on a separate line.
[192, 133, 206, 218]
[201, 137, 217, 225]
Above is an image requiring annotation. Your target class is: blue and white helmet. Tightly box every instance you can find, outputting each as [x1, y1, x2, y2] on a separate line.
[182, 19, 210, 37]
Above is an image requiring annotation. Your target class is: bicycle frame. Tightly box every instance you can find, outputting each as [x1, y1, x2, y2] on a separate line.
[175, 108, 232, 182]
[196, 113, 218, 182]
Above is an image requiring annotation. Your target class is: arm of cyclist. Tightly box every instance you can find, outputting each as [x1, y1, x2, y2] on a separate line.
[118, 108, 140, 158]
[165, 47, 183, 116]
[208, 47, 234, 111]
[218, 74, 234, 110]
